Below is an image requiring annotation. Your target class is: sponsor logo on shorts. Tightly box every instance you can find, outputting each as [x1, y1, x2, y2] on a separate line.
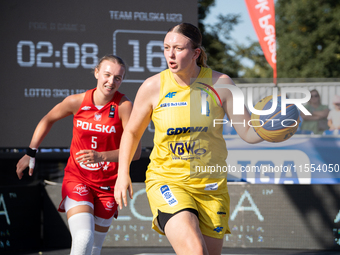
[72, 184, 89, 196]
[217, 211, 226, 217]
[213, 226, 223, 233]
[106, 201, 115, 211]
[160, 185, 178, 207]
[204, 182, 218, 191]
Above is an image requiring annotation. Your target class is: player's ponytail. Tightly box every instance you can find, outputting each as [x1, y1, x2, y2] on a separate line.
[197, 46, 208, 68]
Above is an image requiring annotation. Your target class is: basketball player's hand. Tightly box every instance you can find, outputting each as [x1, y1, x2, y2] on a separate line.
[76, 150, 103, 164]
[16, 155, 34, 179]
[114, 174, 133, 210]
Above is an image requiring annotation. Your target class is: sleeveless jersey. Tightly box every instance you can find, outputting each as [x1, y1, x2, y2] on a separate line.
[146, 67, 229, 194]
[64, 88, 124, 189]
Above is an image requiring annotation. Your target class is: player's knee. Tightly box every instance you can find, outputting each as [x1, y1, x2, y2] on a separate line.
[72, 229, 94, 255]
[187, 240, 205, 255]
[174, 237, 205, 255]
[94, 215, 113, 228]
[68, 212, 95, 255]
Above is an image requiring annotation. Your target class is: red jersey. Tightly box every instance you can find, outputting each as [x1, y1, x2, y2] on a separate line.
[64, 88, 124, 189]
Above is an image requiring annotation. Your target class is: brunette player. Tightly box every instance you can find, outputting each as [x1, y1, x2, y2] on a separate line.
[16, 55, 141, 255]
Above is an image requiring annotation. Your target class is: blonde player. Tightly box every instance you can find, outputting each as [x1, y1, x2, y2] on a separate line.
[16, 55, 141, 255]
[114, 23, 262, 255]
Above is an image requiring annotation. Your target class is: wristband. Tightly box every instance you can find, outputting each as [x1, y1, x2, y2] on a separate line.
[26, 147, 37, 157]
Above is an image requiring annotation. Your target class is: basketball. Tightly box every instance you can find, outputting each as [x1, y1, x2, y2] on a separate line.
[250, 95, 300, 142]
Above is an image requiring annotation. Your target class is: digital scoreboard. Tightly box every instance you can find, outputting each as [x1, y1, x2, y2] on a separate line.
[0, 0, 197, 148]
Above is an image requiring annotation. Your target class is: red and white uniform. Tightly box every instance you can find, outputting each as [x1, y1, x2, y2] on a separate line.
[58, 88, 123, 218]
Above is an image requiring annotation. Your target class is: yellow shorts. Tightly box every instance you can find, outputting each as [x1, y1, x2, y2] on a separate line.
[146, 181, 230, 239]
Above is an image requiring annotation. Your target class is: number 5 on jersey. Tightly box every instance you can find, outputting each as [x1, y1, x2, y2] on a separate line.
[91, 136, 97, 149]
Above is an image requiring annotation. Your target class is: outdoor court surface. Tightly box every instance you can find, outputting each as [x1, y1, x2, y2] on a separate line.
[14, 247, 340, 255]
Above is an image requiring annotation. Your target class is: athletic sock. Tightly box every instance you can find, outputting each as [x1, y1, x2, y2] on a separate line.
[68, 212, 94, 255]
[91, 231, 107, 255]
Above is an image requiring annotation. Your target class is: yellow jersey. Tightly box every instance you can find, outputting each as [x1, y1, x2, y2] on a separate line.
[146, 67, 229, 195]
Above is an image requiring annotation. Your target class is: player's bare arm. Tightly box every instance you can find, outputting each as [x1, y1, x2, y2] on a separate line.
[213, 71, 262, 144]
[16, 93, 84, 179]
[114, 74, 160, 209]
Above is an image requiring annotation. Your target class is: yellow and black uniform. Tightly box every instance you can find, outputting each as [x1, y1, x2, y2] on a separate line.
[146, 67, 230, 239]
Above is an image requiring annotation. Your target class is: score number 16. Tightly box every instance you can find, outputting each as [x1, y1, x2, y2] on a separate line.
[113, 30, 167, 74]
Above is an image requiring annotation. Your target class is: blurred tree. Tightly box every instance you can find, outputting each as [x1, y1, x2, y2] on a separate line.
[275, 0, 340, 78]
[198, 0, 243, 78]
[200, 0, 340, 79]
[235, 40, 272, 78]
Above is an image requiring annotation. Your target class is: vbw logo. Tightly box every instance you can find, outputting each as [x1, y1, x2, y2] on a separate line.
[168, 140, 197, 160]
[165, 92, 177, 98]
